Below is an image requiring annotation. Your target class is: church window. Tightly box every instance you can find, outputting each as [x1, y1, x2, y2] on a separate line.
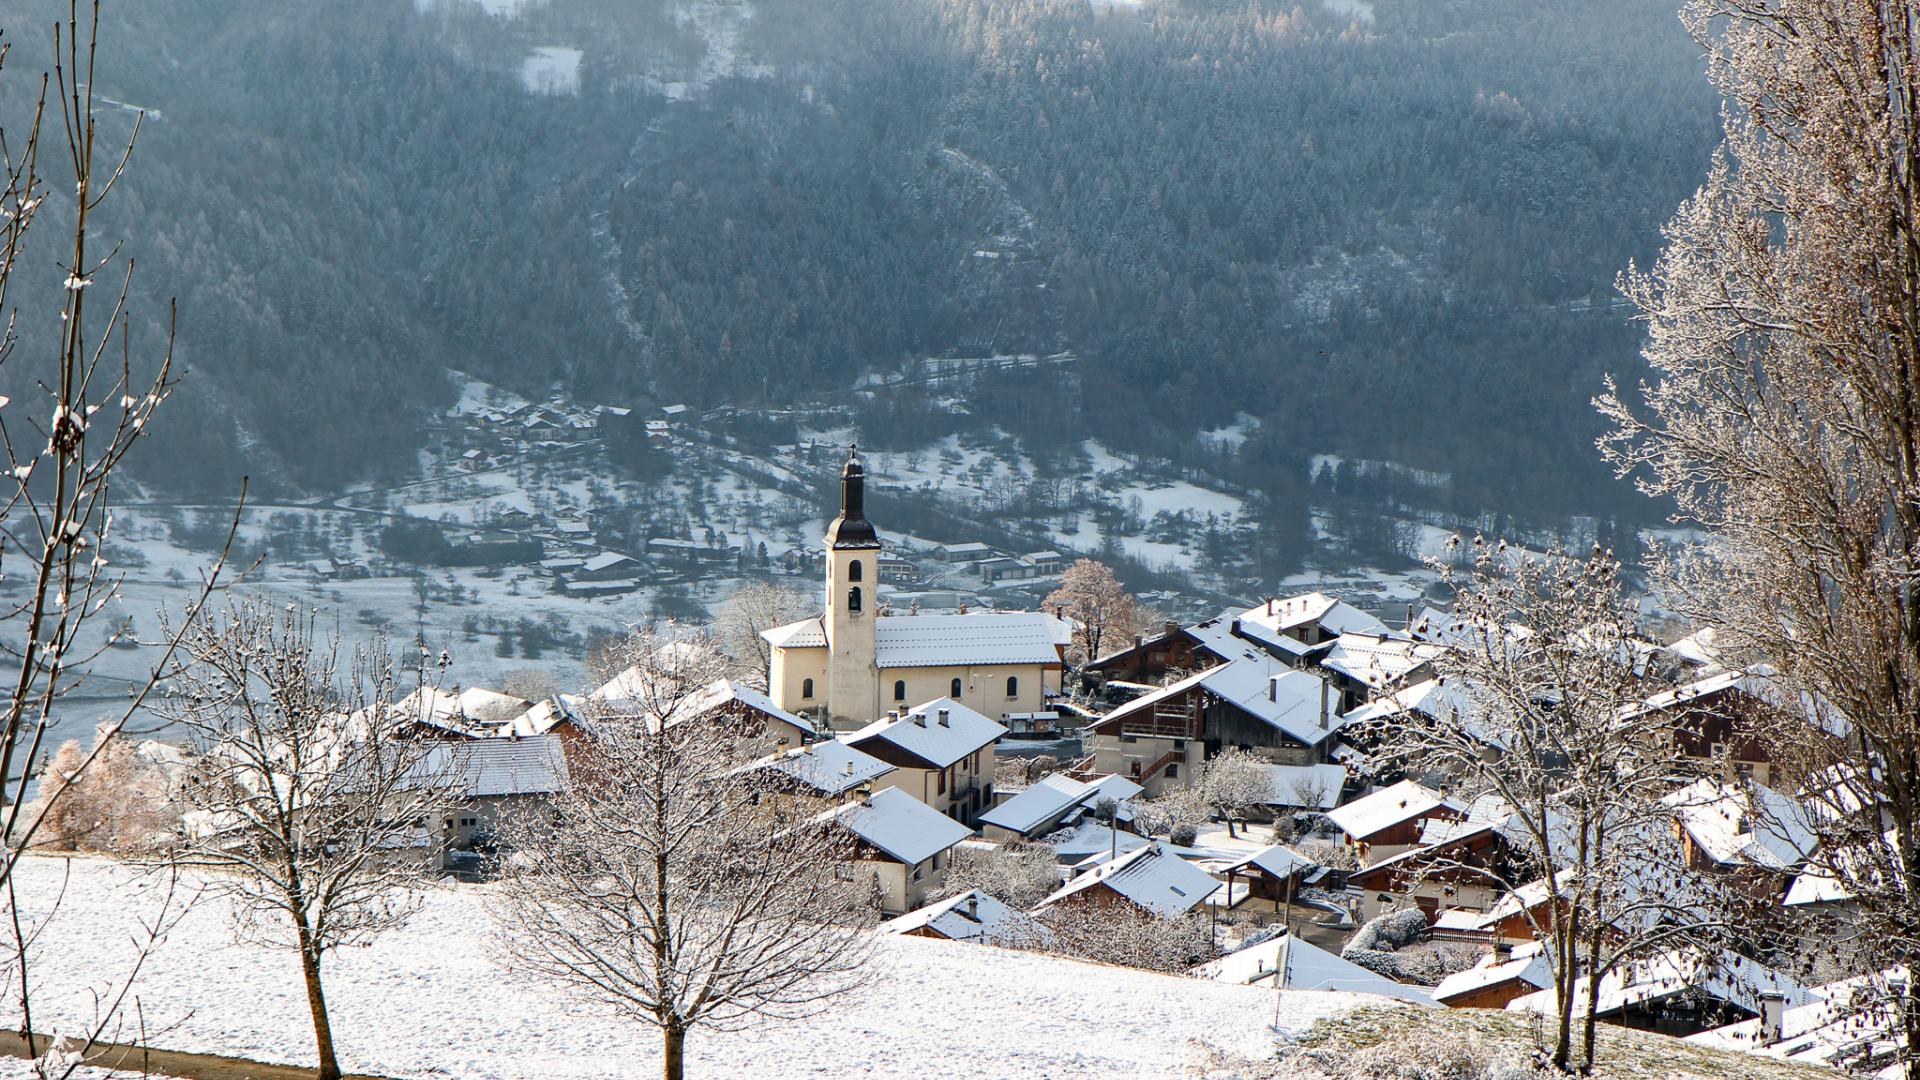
[893, 680, 907, 701]
[802, 678, 815, 699]
[1006, 676, 1019, 698]
[848, 586, 862, 613]
[848, 560, 863, 582]
[950, 677, 963, 698]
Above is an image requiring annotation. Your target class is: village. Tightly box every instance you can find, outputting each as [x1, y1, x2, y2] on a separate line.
[19, 450, 1900, 1080]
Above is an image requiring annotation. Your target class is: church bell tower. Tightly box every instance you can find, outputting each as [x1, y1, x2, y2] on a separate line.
[823, 446, 881, 725]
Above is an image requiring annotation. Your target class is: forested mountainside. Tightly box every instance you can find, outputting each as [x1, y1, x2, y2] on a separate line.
[0, 0, 1714, 528]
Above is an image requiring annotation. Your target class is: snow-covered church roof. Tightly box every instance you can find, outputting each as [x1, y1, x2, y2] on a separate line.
[762, 612, 1065, 669]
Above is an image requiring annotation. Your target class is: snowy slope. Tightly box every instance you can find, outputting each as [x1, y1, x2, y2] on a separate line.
[8, 856, 1384, 1079]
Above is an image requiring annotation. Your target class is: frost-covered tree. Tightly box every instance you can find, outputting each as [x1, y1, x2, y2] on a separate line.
[490, 631, 871, 1080]
[28, 723, 174, 853]
[1597, 2, 1920, 1073]
[0, 5, 238, 1072]
[1362, 542, 1713, 1073]
[1043, 559, 1139, 664]
[159, 601, 462, 1080]
[1030, 902, 1216, 974]
[941, 841, 1062, 911]
[1195, 746, 1272, 839]
[712, 579, 813, 691]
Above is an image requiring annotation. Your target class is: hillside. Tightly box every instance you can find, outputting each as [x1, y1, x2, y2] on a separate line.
[0, 0, 1713, 536]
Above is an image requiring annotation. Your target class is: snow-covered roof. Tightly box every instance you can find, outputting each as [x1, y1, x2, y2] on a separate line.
[1662, 778, 1817, 871]
[761, 740, 894, 796]
[1325, 780, 1463, 842]
[1626, 665, 1844, 736]
[1262, 763, 1348, 809]
[874, 613, 1062, 669]
[455, 687, 535, 724]
[979, 773, 1142, 836]
[1037, 842, 1220, 916]
[881, 889, 1046, 945]
[762, 617, 827, 649]
[580, 552, 636, 573]
[590, 673, 812, 740]
[1344, 679, 1509, 753]
[1433, 950, 1554, 1004]
[846, 699, 1006, 769]
[1686, 966, 1907, 1073]
[1222, 844, 1319, 881]
[410, 735, 570, 798]
[836, 787, 972, 866]
[762, 611, 1066, 668]
[1040, 819, 1151, 863]
[1193, 934, 1436, 1005]
[1508, 947, 1815, 1022]
[1238, 593, 1389, 639]
[1100, 658, 1343, 747]
[1319, 634, 1446, 690]
[502, 694, 584, 738]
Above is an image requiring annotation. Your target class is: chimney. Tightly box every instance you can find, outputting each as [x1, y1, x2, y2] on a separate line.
[1493, 941, 1513, 962]
[937, 709, 951, 727]
[843, 760, 854, 776]
[1267, 598, 1276, 616]
[1163, 620, 1179, 637]
[1758, 991, 1786, 1046]
[966, 895, 979, 920]
[1269, 678, 1278, 703]
[1231, 618, 1243, 637]
[1319, 680, 1330, 729]
[1133, 634, 1142, 649]
[913, 712, 927, 728]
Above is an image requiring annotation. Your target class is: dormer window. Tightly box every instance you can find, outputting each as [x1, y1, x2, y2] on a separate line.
[848, 586, 862, 613]
[848, 560, 863, 583]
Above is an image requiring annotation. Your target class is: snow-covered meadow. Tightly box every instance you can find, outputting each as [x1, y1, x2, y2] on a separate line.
[7, 856, 1382, 1079]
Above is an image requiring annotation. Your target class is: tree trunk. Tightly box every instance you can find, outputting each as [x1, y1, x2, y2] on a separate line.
[297, 932, 342, 1080]
[662, 1022, 686, 1080]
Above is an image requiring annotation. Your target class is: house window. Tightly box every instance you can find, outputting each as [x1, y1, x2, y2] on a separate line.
[1006, 675, 1019, 698]
[894, 680, 907, 701]
[1165, 764, 1179, 779]
[802, 678, 815, 699]
[938, 769, 948, 795]
[848, 559, 863, 582]
[848, 586, 862, 613]
[950, 677, 963, 698]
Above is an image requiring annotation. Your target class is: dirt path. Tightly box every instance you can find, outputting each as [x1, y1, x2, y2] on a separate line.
[0, 1031, 397, 1080]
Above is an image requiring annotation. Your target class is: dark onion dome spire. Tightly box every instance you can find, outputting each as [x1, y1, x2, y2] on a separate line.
[826, 444, 881, 550]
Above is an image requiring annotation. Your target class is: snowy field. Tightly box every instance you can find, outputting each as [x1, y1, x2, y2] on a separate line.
[7, 856, 1385, 1079]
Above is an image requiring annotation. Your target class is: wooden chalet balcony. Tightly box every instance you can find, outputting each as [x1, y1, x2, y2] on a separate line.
[1120, 698, 1201, 740]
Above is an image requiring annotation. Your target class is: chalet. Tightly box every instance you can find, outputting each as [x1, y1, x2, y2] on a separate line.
[877, 555, 917, 581]
[393, 686, 533, 740]
[881, 889, 1047, 946]
[1217, 844, 1332, 915]
[845, 698, 1005, 824]
[1346, 816, 1525, 924]
[830, 787, 973, 915]
[563, 552, 642, 595]
[1662, 778, 1816, 881]
[1086, 609, 1314, 686]
[1507, 947, 1815, 1038]
[1433, 942, 1555, 1010]
[408, 734, 571, 862]
[1324, 780, 1468, 865]
[457, 448, 490, 471]
[1193, 934, 1436, 1005]
[1240, 592, 1389, 646]
[1315, 633, 1446, 712]
[1083, 657, 1347, 797]
[1625, 668, 1828, 785]
[934, 541, 995, 562]
[761, 452, 1070, 727]
[1034, 841, 1220, 917]
[978, 772, 1142, 842]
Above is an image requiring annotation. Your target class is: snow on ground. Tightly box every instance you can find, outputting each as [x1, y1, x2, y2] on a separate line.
[521, 46, 583, 95]
[1321, 0, 1375, 23]
[9, 857, 1387, 1079]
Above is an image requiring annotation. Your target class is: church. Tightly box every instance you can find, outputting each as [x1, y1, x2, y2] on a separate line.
[762, 449, 1069, 730]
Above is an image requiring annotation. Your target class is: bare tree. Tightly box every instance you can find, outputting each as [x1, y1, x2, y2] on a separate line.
[1361, 542, 1715, 1073]
[712, 580, 813, 690]
[158, 600, 461, 1080]
[0, 4, 239, 1073]
[1030, 903, 1215, 974]
[490, 630, 871, 1080]
[1597, 2, 1920, 1073]
[1194, 747, 1271, 839]
[1043, 559, 1139, 664]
